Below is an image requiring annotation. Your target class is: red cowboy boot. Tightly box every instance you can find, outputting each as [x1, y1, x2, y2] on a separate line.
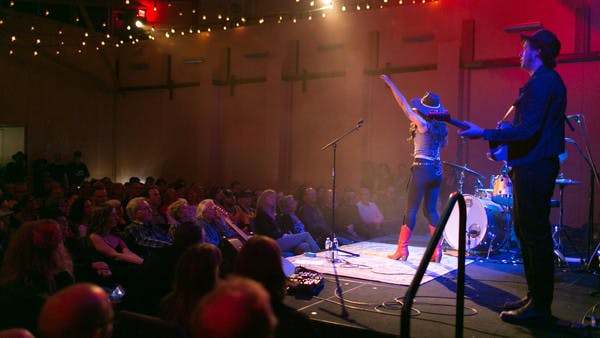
[388, 225, 411, 260]
[428, 225, 442, 262]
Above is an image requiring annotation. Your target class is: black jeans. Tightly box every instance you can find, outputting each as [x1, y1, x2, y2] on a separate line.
[405, 159, 442, 230]
[510, 157, 559, 312]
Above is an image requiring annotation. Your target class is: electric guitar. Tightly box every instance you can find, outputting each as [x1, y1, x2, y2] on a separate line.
[424, 109, 510, 162]
[215, 205, 251, 242]
[423, 110, 469, 130]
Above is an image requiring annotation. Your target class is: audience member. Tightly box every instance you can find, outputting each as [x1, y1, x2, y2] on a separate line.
[159, 187, 178, 218]
[254, 190, 319, 255]
[159, 243, 222, 332]
[234, 235, 318, 338]
[91, 185, 109, 207]
[0, 220, 74, 334]
[196, 199, 235, 247]
[297, 187, 332, 247]
[276, 195, 305, 234]
[236, 188, 255, 232]
[38, 283, 113, 338]
[191, 276, 277, 338]
[110, 183, 125, 202]
[166, 198, 201, 239]
[122, 197, 172, 258]
[105, 199, 127, 229]
[331, 188, 364, 242]
[145, 176, 156, 187]
[4, 151, 28, 183]
[355, 187, 385, 239]
[229, 180, 242, 196]
[88, 204, 144, 265]
[128, 221, 206, 314]
[65, 151, 89, 189]
[0, 329, 34, 338]
[218, 189, 245, 225]
[68, 197, 93, 238]
[122, 181, 144, 204]
[145, 187, 168, 228]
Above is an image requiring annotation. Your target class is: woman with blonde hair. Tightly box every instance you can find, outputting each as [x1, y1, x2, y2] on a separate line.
[254, 189, 319, 255]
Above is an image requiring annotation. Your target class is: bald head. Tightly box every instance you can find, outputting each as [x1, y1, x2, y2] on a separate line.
[192, 277, 276, 338]
[0, 329, 35, 338]
[39, 283, 114, 338]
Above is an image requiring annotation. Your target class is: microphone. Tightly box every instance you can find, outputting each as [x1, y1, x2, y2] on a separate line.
[567, 114, 582, 121]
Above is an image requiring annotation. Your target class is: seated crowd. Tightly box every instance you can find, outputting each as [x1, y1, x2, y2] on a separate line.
[0, 152, 403, 337]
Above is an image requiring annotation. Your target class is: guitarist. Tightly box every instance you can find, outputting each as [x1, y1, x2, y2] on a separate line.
[459, 29, 566, 326]
[197, 199, 236, 247]
[380, 74, 448, 263]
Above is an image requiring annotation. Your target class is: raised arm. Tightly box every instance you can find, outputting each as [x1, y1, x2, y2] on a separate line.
[379, 74, 427, 133]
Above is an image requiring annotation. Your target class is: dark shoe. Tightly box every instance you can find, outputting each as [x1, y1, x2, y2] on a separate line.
[502, 295, 531, 311]
[500, 301, 553, 326]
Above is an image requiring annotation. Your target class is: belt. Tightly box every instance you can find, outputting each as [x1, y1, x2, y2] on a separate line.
[412, 160, 440, 166]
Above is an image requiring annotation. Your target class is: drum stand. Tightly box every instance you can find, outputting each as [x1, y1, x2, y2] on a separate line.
[553, 180, 583, 268]
[552, 182, 566, 265]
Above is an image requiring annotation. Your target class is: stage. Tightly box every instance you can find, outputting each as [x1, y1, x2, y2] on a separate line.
[284, 235, 600, 338]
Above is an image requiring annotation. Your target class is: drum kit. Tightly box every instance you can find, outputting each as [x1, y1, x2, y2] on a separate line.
[440, 161, 580, 260]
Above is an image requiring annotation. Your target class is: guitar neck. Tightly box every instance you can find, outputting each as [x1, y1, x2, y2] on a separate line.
[425, 112, 468, 130]
[447, 117, 468, 130]
[214, 205, 250, 242]
[222, 216, 250, 242]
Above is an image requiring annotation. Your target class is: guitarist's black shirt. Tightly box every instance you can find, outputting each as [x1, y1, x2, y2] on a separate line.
[482, 66, 566, 167]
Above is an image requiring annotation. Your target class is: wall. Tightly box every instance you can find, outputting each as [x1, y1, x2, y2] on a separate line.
[0, 0, 598, 230]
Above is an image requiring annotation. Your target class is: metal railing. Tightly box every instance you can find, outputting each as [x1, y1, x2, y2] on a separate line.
[400, 192, 467, 338]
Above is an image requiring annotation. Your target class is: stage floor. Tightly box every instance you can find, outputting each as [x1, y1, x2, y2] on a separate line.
[284, 236, 600, 338]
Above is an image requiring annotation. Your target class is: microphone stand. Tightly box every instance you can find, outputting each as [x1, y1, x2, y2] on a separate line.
[321, 119, 363, 258]
[567, 116, 600, 271]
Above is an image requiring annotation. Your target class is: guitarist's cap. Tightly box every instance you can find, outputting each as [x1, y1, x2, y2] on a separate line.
[520, 29, 561, 68]
[411, 92, 446, 115]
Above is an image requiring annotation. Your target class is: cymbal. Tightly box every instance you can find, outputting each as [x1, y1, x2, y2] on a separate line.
[442, 161, 485, 179]
[555, 178, 581, 186]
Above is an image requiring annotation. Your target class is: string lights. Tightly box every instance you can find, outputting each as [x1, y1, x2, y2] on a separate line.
[0, 0, 439, 57]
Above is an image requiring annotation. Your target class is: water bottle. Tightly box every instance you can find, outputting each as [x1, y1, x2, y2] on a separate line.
[325, 237, 331, 251]
[332, 236, 339, 261]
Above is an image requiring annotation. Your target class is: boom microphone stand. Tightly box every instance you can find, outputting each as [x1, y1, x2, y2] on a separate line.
[565, 115, 600, 271]
[321, 118, 364, 258]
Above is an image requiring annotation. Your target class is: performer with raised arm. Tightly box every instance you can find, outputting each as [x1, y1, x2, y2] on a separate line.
[459, 29, 566, 325]
[379, 74, 448, 262]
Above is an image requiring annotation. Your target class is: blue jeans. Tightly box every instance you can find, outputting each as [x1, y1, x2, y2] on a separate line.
[405, 160, 442, 230]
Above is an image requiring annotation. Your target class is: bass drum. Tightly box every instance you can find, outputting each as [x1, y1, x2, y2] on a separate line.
[443, 194, 510, 256]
